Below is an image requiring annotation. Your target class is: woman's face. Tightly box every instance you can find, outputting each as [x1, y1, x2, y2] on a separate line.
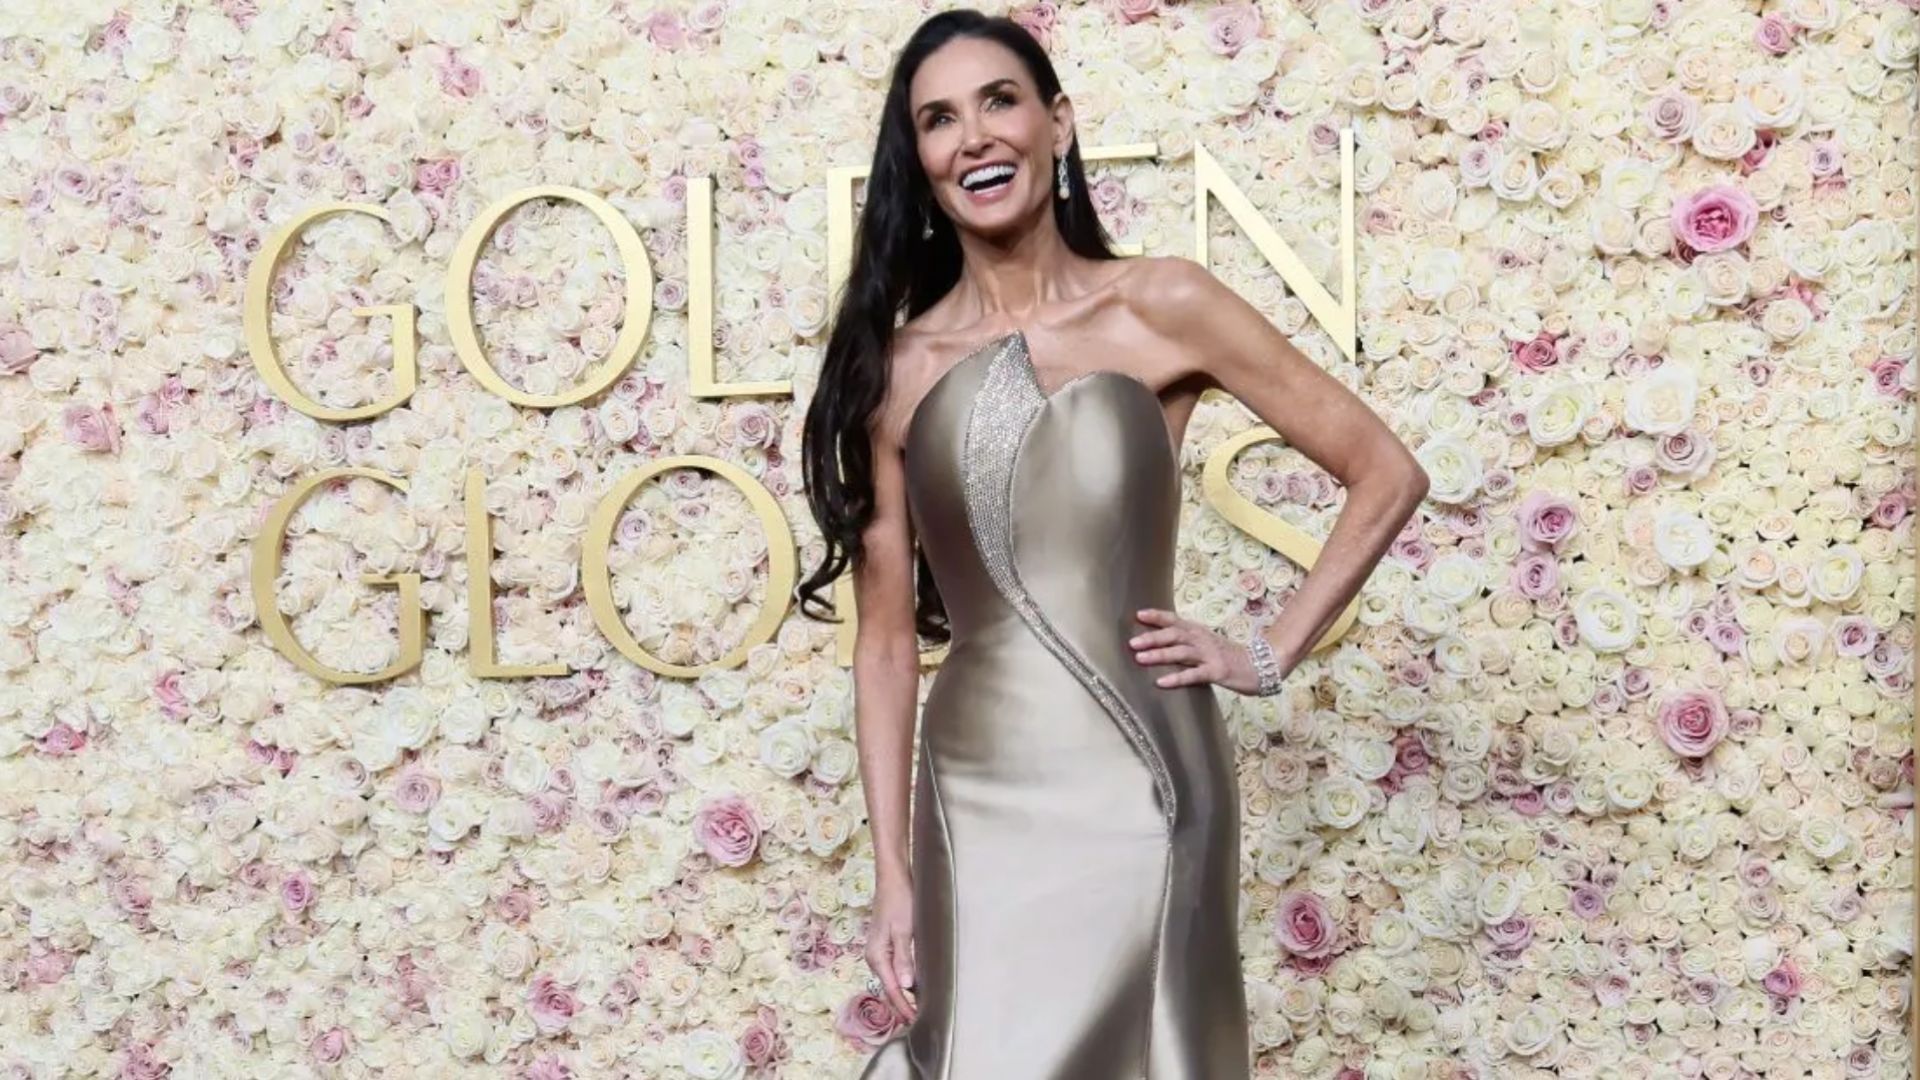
[908, 36, 1071, 238]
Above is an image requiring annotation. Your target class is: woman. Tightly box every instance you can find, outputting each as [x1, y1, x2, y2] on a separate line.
[797, 10, 1428, 1078]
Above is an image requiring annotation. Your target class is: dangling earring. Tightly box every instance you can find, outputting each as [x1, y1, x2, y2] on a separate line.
[1056, 156, 1069, 200]
[921, 204, 933, 239]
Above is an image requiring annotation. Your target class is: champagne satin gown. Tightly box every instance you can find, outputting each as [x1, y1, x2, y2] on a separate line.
[857, 330, 1250, 1079]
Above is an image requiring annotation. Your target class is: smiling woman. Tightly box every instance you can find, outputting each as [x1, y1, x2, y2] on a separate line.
[795, 7, 1430, 1079]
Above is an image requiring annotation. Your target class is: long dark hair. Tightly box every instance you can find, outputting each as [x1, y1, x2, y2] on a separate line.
[795, 9, 1118, 643]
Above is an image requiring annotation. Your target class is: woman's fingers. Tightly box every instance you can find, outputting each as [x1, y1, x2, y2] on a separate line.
[1135, 641, 1201, 666]
[892, 933, 917, 1011]
[870, 937, 913, 1019]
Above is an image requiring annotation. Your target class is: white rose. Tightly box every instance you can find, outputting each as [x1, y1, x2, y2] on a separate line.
[1736, 67, 1803, 130]
[1808, 544, 1863, 604]
[679, 1028, 744, 1080]
[1312, 774, 1371, 829]
[1504, 1002, 1562, 1056]
[428, 796, 483, 845]
[440, 696, 491, 745]
[661, 683, 707, 738]
[1369, 911, 1419, 956]
[1605, 767, 1655, 810]
[811, 737, 858, 785]
[1798, 814, 1849, 861]
[442, 1007, 492, 1058]
[1674, 818, 1717, 861]
[1694, 250, 1751, 306]
[1526, 381, 1594, 447]
[757, 718, 815, 778]
[1690, 103, 1757, 160]
[1414, 434, 1483, 504]
[1344, 739, 1397, 781]
[1623, 364, 1697, 434]
[1573, 587, 1640, 652]
[1652, 509, 1714, 570]
[1478, 871, 1523, 924]
[1406, 248, 1464, 303]
[1873, 12, 1920, 68]
[1598, 156, 1660, 211]
[501, 745, 550, 796]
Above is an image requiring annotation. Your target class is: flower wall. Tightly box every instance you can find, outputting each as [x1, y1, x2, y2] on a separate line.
[0, 1, 1916, 1078]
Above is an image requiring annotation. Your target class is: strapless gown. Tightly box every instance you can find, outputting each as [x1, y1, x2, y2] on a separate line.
[857, 330, 1250, 1079]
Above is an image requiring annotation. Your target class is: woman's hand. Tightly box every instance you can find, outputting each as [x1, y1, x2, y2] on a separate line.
[864, 873, 917, 1022]
[1128, 607, 1276, 696]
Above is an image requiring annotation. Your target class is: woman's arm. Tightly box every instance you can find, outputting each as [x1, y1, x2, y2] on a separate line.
[1154, 256, 1429, 679]
[851, 410, 923, 887]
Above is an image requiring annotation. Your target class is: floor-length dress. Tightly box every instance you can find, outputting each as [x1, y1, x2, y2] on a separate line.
[857, 330, 1250, 1079]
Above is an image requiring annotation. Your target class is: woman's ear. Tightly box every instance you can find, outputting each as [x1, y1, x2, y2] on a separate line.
[1050, 92, 1075, 155]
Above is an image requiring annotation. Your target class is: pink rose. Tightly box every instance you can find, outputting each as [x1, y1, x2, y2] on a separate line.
[1670, 184, 1759, 254]
[741, 1017, 783, 1067]
[1484, 915, 1532, 952]
[1808, 139, 1845, 182]
[1011, 3, 1055, 47]
[0, 324, 36, 374]
[524, 1054, 572, 1080]
[1509, 332, 1561, 374]
[309, 1027, 348, 1064]
[1754, 14, 1795, 54]
[1113, 0, 1161, 23]
[1516, 490, 1578, 551]
[498, 887, 536, 924]
[1657, 688, 1729, 758]
[1510, 551, 1559, 600]
[1205, 3, 1261, 57]
[393, 768, 440, 813]
[694, 793, 763, 867]
[1643, 89, 1698, 143]
[281, 869, 314, 913]
[62, 403, 121, 453]
[834, 989, 903, 1047]
[414, 156, 462, 196]
[527, 973, 580, 1034]
[435, 51, 483, 98]
[645, 9, 687, 49]
[1867, 354, 1907, 397]
[1654, 429, 1715, 478]
[152, 672, 190, 720]
[37, 721, 87, 756]
[1762, 961, 1801, 998]
[27, 946, 74, 984]
[1274, 890, 1337, 959]
[1570, 883, 1608, 920]
[119, 1042, 169, 1080]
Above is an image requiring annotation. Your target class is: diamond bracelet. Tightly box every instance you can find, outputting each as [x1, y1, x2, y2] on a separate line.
[1242, 634, 1285, 697]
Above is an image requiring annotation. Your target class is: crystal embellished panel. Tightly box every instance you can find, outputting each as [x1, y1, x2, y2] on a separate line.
[958, 333, 1178, 831]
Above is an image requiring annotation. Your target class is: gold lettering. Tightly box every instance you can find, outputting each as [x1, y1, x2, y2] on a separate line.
[1199, 427, 1359, 656]
[1193, 132, 1356, 363]
[687, 175, 791, 398]
[583, 456, 797, 677]
[244, 202, 417, 422]
[446, 185, 654, 408]
[251, 468, 425, 682]
[465, 469, 569, 678]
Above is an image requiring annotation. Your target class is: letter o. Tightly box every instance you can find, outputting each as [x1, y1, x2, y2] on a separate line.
[583, 456, 796, 678]
[446, 185, 655, 408]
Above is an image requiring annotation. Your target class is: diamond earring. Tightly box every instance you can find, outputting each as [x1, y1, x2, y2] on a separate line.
[1055, 156, 1069, 200]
